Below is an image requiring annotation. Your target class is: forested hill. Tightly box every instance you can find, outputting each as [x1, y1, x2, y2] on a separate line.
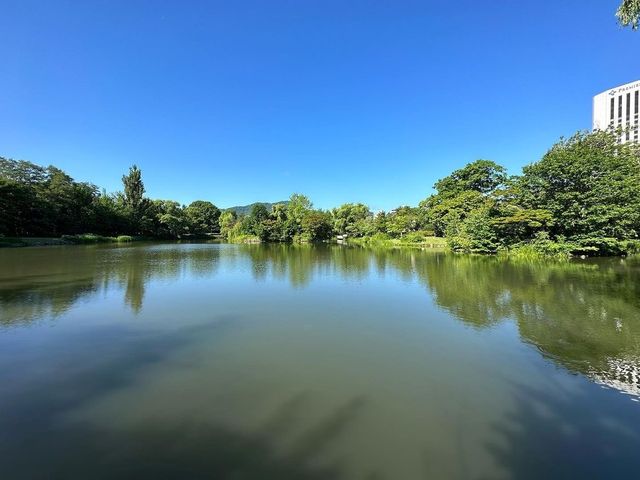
[227, 202, 288, 216]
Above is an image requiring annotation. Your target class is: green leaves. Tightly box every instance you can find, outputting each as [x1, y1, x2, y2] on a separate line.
[617, 0, 640, 29]
[520, 131, 640, 243]
[433, 159, 507, 198]
[185, 201, 221, 235]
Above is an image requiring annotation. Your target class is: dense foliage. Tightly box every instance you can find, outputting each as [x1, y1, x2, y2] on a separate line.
[421, 131, 640, 255]
[0, 159, 220, 238]
[2, 130, 639, 255]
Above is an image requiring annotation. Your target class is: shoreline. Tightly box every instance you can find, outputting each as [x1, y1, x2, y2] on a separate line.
[4, 235, 638, 260]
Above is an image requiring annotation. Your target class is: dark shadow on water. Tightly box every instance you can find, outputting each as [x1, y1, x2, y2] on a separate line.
[1, 394, 367, 480]
[0, 313, 367, 479]
[291, 395, 367, 461]
[484, 380, 640, 480]
[5, 421, 342, 480]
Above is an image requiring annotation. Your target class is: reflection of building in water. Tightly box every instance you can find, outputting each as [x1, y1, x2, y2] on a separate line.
[589, 358, 640, 401]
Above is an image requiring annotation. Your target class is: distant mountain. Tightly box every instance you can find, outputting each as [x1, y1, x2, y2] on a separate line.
[226, 201, 288, 216]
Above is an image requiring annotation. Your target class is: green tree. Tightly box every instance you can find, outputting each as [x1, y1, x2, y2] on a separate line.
[92, 190, 131, 235]
[0, 178, 36, 236]
[257, 203, 293, 242]
[422, 190, 487, 237]
[154, 200, 188, 238]
[0, 157, 47, 185]
[489, 181, 553, 244]
[219, 211, 237, 239]
[331, 203, 372, 236]
[122, 165, 145, 210]
[420, 160, 507, 237]
[617, 0, 640, 29]
[301, 210, 333, 241]
[286, 193, 313, 235]
[447, 207, 500, 254]
[44, 166, 98, 235]
[518, 130, 640, 251]
[385, 206, 422, 238]
[249, 203, 270, 235]
[185, 201, 220, 235]
[433, 159, 507, 198]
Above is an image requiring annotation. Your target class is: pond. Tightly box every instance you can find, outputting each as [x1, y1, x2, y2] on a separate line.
[1, 242, 640, 479]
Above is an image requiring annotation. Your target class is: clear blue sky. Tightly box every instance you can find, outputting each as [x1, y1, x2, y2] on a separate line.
[1, 0, 637, 211]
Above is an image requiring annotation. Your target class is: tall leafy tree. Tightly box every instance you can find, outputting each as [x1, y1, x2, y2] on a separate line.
[219, 211, 237, 239]
[421, 160, 507, 237]
[433, 160, 507, 198]
[287, 193, 313, 234]
[122, 165, 145, 210]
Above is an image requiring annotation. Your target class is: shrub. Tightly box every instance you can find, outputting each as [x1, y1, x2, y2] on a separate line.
[505, 232, 574, 259]
[624, 240, 640, 255]
[62, 233, 115, 244]
[571, 236, 628, 256]
[447, 208, 500, 254]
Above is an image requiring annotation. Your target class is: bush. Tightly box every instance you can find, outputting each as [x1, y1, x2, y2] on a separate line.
[447, 208, 500, 254]
[116, 235, 133, 242]
[571, 236, 628, 256]
[505, 232, 574, 259]
[624, 240, 640, 255]
[62, 233, 115, 244]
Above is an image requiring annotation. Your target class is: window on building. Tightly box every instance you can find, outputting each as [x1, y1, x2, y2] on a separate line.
[636, 90, 639, 114]
[627, 93, 631, 120]
[618, 95, 623, 117]
[611, 97, 615, 120]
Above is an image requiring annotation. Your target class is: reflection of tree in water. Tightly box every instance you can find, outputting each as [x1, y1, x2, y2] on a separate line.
[0, 247, 104, 326]
[242, 244, 320, 287]
[417, 254, 640, 398]
[242, 246, 640, 398]
[240, 244, 411, 288]
[0, 244, 221, 324]
[3, 243, 640, 396]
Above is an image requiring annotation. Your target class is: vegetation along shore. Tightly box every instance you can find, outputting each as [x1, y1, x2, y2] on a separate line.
[2, 130, 639, 258]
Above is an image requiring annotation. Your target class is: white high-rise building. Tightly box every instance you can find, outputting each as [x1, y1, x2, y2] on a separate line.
[592, 79, 640, 144]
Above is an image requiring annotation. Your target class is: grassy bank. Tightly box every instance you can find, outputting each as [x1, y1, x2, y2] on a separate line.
[226, 234, 261, 244]
[346, 234, 640, 259]
[346, 233, 448, 249]
[62, 234, 136, 244]
[0, 234, 138, 248]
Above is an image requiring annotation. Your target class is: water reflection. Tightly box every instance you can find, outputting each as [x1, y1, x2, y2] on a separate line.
[0, 243, 220, 324]
[2, 243, 640, 477]
[2, 243, 640, 400]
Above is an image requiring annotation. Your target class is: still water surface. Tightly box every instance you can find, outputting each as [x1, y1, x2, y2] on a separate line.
[1, 243, 640, 479]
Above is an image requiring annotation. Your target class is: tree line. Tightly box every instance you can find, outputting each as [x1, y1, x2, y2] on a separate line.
[219, 130, 640, 256]
[0, 161, 220, 239]
[1, 129, 639, 255]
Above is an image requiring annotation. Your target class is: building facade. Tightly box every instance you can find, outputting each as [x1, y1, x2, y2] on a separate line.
[592, 79, 640, 144]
